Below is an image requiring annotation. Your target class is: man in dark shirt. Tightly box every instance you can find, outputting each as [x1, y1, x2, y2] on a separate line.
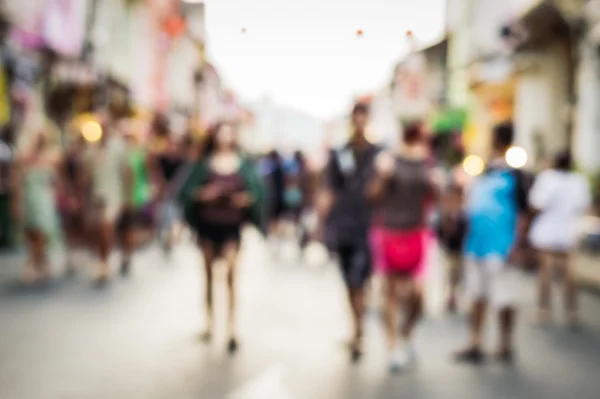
[318, 102, 379, 362]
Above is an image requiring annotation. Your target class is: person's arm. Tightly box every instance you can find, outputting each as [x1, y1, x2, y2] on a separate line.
[576, 175, 592, 214]
[510, 169, 532, 263]
[528, 172, 551, 213]
[316, 152, 338, 223]
[145, 152, 164, 201]
[241, 160, 267, 232]
[366, 151, 394, 202]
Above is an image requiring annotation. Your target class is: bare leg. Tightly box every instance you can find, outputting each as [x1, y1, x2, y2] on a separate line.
[120, 213, 135, 276]
[348, 286, 366, 360]
[223, 240, 241, 354]
[95, 220, 114, 282]
[401, 279, 423, 341]
[447, 255, 461, 312]
[32, 230, 49, 280]
[469, 299, 487, 349]
[22, 230, 44, 284]
[199, 241, 215, 341]
[455, 297, 487, 363]
[536, 251, 553, 324]
[384, 276, 400, 352]
[497, 306, 516, 362]
[562, 251, 579, 327]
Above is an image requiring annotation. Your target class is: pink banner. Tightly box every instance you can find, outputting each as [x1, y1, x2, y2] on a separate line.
[42, 0, 87, 57]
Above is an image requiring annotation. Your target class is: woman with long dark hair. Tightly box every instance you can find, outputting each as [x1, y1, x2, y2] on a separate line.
[529, 150, 591, 327]
[367, 122, 436, 372]
[179, 121, 265, 354]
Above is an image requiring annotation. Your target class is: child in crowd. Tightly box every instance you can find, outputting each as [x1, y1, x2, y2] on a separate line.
[436, 184, 468, 312]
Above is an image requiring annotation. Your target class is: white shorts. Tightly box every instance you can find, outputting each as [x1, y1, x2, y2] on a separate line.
[92, 200, 122, 225]
[464, 256, 519, 308]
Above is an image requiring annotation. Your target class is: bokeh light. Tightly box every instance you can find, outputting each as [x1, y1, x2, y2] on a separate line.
[463, 155, 485, 177]
[506, 146, 528, 169]
[81, 120, 103, 143]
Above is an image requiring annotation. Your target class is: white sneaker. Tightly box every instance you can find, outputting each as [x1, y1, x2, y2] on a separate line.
[389, 340, 418, 373]
[406, 341, 418, 364]
[388, 347, 409, 373]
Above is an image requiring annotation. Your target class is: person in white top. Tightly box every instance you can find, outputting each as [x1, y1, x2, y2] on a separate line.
[529, 151, 591, 327]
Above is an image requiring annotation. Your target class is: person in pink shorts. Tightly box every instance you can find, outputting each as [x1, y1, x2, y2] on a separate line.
[366, 122, 436, 373]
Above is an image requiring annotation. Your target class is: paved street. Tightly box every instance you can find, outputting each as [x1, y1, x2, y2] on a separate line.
[1, 230, 600, 398]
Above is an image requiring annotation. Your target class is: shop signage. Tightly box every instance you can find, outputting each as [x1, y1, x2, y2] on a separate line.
[392, 51, 430, 120]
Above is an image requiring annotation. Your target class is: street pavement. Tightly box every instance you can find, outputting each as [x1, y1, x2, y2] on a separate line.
[1, 230, 600, 398]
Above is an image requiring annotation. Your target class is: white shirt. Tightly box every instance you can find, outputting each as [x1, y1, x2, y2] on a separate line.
[529, 170, 591, 250]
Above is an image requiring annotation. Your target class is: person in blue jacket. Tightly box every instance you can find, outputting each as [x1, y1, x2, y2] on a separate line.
[455, 122, 530, 364]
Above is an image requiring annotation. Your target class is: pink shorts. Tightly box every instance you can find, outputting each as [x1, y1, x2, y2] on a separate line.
[370, 226, 433, 282]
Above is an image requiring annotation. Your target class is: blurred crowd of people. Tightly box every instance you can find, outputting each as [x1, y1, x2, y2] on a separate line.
[2, 97, 594, 373]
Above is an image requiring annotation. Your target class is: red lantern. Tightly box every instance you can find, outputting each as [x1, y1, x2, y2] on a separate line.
[164, 14, 185, 38]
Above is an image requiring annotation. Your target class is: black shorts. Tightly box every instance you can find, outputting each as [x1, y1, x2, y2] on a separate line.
[336, 241, 372, 289]
[194, 222, 242, 254]
[118, 206, 154, 232]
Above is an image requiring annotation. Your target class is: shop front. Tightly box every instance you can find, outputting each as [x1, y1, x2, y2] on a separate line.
[508, 0, 578, 170]
[465, 59, 516, 158]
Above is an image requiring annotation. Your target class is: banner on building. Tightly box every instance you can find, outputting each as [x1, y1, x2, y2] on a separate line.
[43, 0, 88, 57]
[392, 51, 430, 121]
[5, 0, 45, 49]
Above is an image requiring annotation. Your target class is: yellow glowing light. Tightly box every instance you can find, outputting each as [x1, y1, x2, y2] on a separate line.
[81, 120, 102, 143]
[506, 146, 528, 169]
[463, 155, 485, 177]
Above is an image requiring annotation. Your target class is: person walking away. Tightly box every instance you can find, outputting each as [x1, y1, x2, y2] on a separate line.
[290, 150, 312, 252]
[266, 150, 286, 244]
[59, 134, 88, 274]
[455, 122, 530, 364]
[119, 128, 155, 275]
[436, 184, 468, 312]
[14, 131, 61, 284]
[317, 102, 379, 362]
[367, 122, 435, 372]
[0, 130, 14, 248]
[178, 121, 265, 355]
[86, 118, 131, 284]
[529, 150, 591, 327]
[156, 136, 185, 254]
[282, 151, 305, 223]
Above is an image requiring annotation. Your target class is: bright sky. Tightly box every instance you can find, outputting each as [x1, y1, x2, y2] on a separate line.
[203, 0, 447, 120]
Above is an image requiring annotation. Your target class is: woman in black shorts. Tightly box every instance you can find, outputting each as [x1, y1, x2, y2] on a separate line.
[178, 122, 265, 355]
